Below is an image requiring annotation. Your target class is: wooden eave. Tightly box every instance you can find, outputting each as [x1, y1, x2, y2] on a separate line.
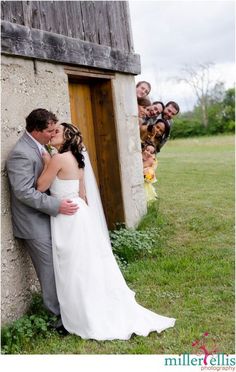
[1, 20, 141, 75]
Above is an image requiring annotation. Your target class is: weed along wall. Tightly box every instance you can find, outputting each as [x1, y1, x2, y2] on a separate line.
[1, 1, 146, 324]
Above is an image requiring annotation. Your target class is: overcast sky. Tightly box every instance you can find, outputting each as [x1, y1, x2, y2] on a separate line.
[129, 0, 235, 112]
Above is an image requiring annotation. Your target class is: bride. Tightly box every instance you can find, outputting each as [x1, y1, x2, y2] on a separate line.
[37, 122, 175, 340]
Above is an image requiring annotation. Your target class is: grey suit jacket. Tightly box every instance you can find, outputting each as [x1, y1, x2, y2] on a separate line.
[6, 132, 60, 239]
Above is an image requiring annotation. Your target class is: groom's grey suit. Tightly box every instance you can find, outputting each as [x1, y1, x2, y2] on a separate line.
[7, 132, 61, 315]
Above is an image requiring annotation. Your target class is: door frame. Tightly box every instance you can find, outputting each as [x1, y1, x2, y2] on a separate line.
[64, 66, 115, 81]
[64, 66, 125, 229]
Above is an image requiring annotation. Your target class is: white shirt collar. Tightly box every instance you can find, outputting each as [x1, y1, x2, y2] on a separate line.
[26, 130, 46, 154]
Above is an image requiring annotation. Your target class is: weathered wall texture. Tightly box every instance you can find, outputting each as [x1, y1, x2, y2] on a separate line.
[112, 75, 147, 227]
[1, 1, 140, 74]
[1, 55, 146, 325]
[1, 1, 134, 52]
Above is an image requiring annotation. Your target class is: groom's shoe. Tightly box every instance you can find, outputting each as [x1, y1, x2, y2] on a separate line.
[55, 324, 69, 336]
[49, 315, 62, 329]
[49, 316, 69, 336]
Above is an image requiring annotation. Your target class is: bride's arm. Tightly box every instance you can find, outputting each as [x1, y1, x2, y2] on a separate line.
[37, 153, 62, 192]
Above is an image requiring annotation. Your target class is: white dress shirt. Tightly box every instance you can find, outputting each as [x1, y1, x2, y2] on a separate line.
[26, 130, 46, 155]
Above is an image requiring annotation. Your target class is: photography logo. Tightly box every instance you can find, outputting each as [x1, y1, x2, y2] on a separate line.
[164, 332, 236, 369]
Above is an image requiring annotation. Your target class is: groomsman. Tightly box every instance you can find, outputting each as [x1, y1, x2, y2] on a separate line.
[158, 101, 180, 149]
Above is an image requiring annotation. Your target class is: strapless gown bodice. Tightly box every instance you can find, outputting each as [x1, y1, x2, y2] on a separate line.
[50, 177, 80, 200]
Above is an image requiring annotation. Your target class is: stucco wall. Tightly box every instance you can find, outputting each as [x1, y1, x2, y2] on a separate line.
[112, 75, 147, 227]
[1, 55, 146, 325]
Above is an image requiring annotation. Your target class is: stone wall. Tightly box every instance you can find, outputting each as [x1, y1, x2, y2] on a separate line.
[112, 75, 147, 227]
[1, 55, 146, 324]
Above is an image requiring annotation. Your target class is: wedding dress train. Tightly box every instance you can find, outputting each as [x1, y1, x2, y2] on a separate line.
[50, 176, 175, 340]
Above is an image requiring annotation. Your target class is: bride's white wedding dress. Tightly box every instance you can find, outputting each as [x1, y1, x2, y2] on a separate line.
[50, 175, 175, 340]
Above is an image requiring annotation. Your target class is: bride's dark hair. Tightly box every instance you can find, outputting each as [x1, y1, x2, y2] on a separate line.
[59, 122, 85, 168]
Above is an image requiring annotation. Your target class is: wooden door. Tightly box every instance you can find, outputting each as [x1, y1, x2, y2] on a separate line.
[68, 78, 125, 229]
[69, 81, 100, 183]
[91, 80, 125, 227]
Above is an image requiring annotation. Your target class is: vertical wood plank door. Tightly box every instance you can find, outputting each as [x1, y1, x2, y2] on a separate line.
[69, 81, 100, 184]
[91, 80, 125, 228]
[68, 79, 125, 229]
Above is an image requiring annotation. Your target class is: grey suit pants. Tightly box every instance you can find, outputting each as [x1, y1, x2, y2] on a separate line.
[24, 237, 60, 316]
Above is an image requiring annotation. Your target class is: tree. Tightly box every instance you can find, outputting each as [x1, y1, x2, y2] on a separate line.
[170, 86, 235, 138]
[221, 87, 235, 132]
[176, 63, 223, 128]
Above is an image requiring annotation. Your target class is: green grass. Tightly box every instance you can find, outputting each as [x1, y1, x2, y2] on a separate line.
[4, 134, 235, 354]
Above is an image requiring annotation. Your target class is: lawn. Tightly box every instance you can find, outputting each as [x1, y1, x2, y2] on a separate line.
[3, 134, 235, 354]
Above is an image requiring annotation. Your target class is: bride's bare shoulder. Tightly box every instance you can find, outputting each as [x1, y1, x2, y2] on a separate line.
[50, 153, 68, 166]
[52, 152, 70, 160]
[57, 151, 77, 164]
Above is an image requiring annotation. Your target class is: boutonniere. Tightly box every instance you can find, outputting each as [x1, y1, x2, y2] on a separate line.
[45, 144, 53, 155]
[45, 144, 58, 156]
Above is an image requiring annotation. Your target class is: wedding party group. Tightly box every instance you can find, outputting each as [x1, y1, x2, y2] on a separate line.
[136, 81, 180, 202]
[6, 107, 176, 341]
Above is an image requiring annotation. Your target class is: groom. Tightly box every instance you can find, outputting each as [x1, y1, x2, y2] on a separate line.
[6, 108, 79, 333]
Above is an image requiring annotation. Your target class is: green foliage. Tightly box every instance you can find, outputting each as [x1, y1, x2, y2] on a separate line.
[171, 116, 206, 139]
[1, 294, 56, 354]
[171, 87, 235, 138]
[221, 87, 235, 131]
[110, 226, 159, 263]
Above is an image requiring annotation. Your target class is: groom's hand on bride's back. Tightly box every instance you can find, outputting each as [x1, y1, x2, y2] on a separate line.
[59, 200, 79, 215]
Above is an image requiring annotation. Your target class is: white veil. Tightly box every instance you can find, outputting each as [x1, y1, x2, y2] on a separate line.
[83, 150, 110, 242]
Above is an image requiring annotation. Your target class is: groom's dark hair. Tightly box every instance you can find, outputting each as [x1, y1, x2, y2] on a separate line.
[26, 108, 58, 132]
